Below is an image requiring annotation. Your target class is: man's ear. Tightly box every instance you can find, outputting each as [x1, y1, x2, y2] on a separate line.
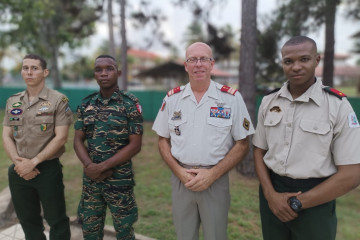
[43, 69, 49, 78]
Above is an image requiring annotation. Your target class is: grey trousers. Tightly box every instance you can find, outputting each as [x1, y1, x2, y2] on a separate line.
[171, 173, 230, 240]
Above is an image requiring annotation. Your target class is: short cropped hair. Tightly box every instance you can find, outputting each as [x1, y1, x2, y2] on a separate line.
[283, 36, 317, 52]
[96, 54, 116, 61]
[23, 54, 47, 70]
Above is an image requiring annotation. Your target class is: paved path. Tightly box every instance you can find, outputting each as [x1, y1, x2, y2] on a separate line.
[0, 222, 155, 240]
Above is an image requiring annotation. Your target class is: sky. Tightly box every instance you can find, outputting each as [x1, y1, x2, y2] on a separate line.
[1, 0, 359, 69]
[83, 0, 359, 63]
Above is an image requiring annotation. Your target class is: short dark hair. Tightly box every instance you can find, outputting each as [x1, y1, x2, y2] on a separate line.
[283, 36, 317, 52]
[23, 54, 47, 70]
[96, 54, 116, 61]
[95, 55, 118, 70]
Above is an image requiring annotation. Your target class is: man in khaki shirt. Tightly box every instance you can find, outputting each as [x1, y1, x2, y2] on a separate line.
[2, 54, 72, 240]
[253, 36, 360, 240]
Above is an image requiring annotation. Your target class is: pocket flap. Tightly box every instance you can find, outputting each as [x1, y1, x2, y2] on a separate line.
[300, 120, 330, 135]
[264, 112, 283, 126]
[168, 118, 187, 126]
[207, 117, 232, 127]
[35, 116, 54, 124]
[9, 118, 23, 126]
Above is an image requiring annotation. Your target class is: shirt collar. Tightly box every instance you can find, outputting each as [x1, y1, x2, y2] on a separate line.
[20, 87, 49, 101]
[181, 80, 219, 100]
[278, 78, 322, 106]
[95, 87, 122, 104]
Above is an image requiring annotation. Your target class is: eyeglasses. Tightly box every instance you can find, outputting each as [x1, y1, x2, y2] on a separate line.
[186, 57, 213, 64]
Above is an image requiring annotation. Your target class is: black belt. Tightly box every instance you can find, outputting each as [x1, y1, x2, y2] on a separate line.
[270, 170, 328, 188]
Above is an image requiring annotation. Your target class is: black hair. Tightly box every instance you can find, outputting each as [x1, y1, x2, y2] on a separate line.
[23, 54, 47, 69]
[96, 54, 116, 61]
[283, 36, 317, 52]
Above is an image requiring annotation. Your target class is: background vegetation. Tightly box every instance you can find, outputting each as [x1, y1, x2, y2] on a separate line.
[0, 110, 359, 239]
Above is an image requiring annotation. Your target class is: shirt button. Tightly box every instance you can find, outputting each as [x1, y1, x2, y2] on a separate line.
[314, 126, 318, 130]
[280, 161, 285, 165]
[285, 142, 289, 145]
[270, 120, 273, 124]
[287, 123, 292, 127]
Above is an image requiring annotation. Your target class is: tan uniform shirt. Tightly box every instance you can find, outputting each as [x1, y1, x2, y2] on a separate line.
[253, 79, 360, 179]
[153, 80, 255, 166]
[3, 87, 73, 159]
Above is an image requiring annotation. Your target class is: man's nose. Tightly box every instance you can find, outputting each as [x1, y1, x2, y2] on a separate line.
[292, 61, 302, 71]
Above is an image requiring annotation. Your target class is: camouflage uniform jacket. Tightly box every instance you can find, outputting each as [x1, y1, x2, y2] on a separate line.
[75, 87, 143, 186]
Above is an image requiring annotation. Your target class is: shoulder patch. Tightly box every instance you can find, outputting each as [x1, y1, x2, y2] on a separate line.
[266, 88, 280, 96]
[221, 85, 237, 95]
[167, 86, 182, 97]
[323, 86, 346, 99]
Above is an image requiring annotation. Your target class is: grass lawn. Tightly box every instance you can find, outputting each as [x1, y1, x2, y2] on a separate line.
[0, 109, 359, 239]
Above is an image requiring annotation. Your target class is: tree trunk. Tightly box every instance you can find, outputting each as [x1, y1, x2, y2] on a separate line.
[322, 0, 338, 87]
[108, 0, 116, 57]
[237, 0, 257, 177]
[50, 45, 61, 89]
[120, 0, 128, 91]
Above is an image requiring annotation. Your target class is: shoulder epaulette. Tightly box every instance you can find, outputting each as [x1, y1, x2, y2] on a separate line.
[122, 91, 139, 103]
[266, 88, 281, 96]
[322, 86, 346, 99]
[221, 85, 238, 95]
[9, 91, 24, 98]
[167, 86, 182, 97]
[82, 92, 98, 101]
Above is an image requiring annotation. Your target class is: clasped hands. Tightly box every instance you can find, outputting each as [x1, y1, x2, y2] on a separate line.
[179, 168, 215, 192]
[84, 162, 114, 182]
[14, 157, 40, 180]
[267, 191, 302, 222]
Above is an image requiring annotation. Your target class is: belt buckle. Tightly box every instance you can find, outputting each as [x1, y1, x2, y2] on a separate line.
[192, 166, 199, 169]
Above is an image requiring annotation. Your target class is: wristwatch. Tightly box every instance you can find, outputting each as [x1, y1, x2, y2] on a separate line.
[289, 197, 302, 212]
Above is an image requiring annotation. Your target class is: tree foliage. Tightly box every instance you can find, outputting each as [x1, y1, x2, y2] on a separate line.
[0, 0, 104, 88]
[172, 0, 236, 61]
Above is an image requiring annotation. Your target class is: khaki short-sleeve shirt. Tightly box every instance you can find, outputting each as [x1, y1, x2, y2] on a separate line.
[3, 87, 73, 159]
[252, 79, 360, 179]
[152, 80, 255, 166]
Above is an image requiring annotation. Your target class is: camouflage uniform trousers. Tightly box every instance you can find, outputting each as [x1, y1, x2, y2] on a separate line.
[78, 176, 138, 240]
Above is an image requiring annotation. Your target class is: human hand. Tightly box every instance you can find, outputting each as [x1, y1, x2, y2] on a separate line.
[22, 168, 40, 181]
[176, 167, 196, 185]
[14, 157, 36, 177]
[96, 169, 114, 181]
[84, 163, 103, 181]
[184, 169, 215, 192]
[267, 191, 301, 222]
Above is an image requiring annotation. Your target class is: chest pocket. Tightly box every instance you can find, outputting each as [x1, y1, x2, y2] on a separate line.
[207, 117, 232, 134]
[300, 120, 330, 135]
[168, 117, 187, 137]
[34, 116, 54, 135]
[107, 115, 128, 139]
[264, 112, 283, 127]
[9, 118, 24, 138]
[83, 115, 96, 138]
[299, 119, 332, 155]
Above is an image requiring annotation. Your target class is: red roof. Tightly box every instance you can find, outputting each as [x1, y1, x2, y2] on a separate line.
[127, 48, 162, 60]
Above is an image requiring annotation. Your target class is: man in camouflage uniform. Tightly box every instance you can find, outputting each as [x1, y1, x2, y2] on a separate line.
[74, 55, 143, 240]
